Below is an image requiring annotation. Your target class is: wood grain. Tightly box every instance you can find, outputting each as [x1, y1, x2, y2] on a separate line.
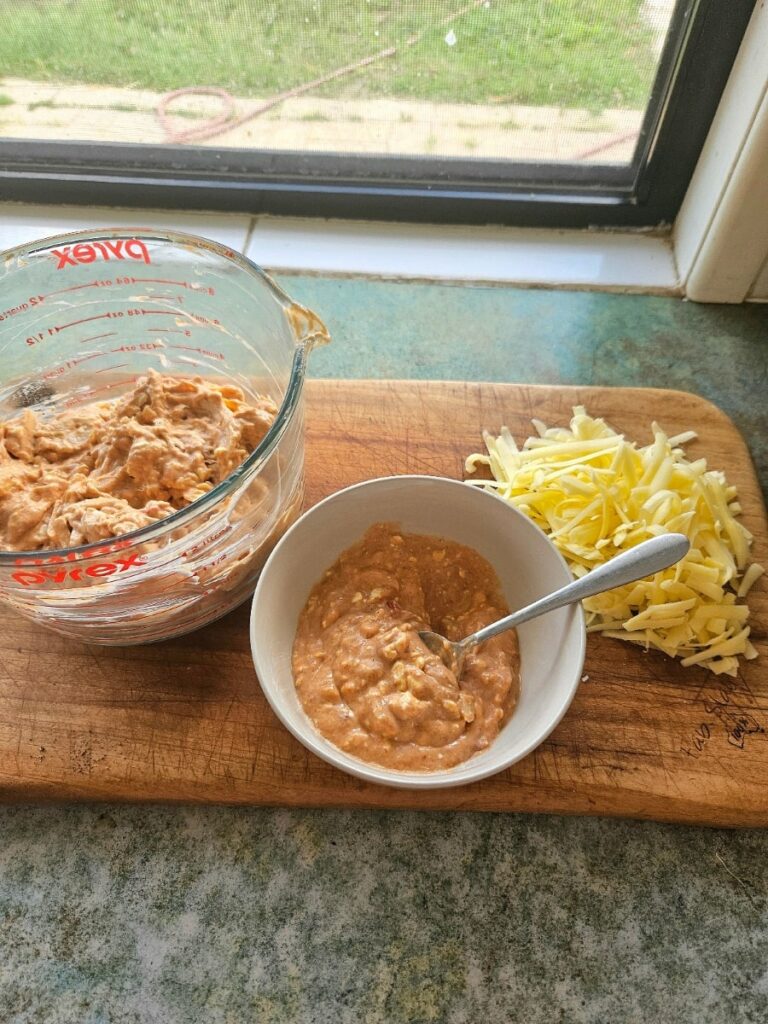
[0, 380, 766, 825]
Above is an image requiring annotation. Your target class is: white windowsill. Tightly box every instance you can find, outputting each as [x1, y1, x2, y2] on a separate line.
[0, 203, 680, 295]
[247, 216, 679, 293]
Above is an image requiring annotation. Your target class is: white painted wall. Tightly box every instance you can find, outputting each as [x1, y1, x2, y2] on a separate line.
[674, 2, 768, 303]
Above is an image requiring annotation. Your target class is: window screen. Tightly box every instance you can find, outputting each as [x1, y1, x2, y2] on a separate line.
[0, 0, 757, 226]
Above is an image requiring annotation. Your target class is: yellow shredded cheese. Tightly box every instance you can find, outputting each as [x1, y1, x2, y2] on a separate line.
[466, 406, 763, 676]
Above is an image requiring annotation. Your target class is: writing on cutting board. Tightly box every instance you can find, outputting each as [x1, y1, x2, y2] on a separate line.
[681, 672, 764, 758]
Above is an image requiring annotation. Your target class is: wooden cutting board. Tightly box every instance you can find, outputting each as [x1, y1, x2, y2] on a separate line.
[0, 380, 766, 826]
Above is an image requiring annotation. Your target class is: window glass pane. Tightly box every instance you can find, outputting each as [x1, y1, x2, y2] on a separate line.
[0, 0, 676, 167]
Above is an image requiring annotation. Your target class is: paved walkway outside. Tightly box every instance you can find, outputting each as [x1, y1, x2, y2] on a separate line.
[0, 77, 642, 163]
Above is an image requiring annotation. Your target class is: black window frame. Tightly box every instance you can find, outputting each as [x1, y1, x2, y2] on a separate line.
[0, 0, 756, 228]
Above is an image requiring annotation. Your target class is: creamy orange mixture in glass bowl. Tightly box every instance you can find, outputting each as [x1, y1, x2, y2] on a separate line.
[293, 523, 520, 771]
[0, 228, 329, 643]
[0, 370, 277, 552]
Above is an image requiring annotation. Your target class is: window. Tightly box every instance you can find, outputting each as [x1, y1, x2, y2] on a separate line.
[0, 0, 757, 226]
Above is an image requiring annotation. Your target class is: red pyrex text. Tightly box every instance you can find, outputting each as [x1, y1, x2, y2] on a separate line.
[12, 553, 146, 586]
[51, 238, 151, 270]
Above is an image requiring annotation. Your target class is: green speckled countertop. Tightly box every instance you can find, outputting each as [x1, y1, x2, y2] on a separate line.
[2, 280, 767, 1023]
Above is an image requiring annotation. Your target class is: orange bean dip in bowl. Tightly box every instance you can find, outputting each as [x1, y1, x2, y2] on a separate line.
[292, 523, 520, 771]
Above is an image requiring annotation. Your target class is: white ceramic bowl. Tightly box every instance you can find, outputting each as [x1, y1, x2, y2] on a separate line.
[250, 475, 585, 789]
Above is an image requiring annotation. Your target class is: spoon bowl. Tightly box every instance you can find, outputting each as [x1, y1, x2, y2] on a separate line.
[419, 532, 691, 676]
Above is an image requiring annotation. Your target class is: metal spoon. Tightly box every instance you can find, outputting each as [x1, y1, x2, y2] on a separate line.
[419, 532, 691, 677]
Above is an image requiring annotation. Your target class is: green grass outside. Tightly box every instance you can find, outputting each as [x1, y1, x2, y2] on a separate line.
[0, 0, 657, 110]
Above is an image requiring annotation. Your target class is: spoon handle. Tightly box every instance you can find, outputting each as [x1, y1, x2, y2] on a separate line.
[464, 533, 690, 649]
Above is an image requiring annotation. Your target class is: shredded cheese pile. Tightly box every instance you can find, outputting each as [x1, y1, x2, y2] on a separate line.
[466, 407, 764, 676]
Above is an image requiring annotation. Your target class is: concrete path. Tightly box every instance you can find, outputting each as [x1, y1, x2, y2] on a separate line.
[0, 77, 643, 163]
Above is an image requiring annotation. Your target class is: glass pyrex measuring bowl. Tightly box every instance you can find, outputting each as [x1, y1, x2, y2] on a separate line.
[0, 228, 329, 644]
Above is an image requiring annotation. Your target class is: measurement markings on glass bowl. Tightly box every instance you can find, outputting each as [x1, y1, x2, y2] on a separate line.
[80, 332, 117, 345]
[22, 301, 222, 348]
[58, 376, 141, 408]
[138, 293, 186, 306]
[169, 344, 225, 361]
[42, 351, 106, 379]
[182, 523, 233, 559]
[1, 273, 213, 325]
[47, 280, 108, 296]
[25, 308, 195, 345]
[186, 313, 223, 328]
[129, 277, 215, 295]
[197, 552, 229, 574]
[109, 341, 166, 355]
[0, 296, 45, 321]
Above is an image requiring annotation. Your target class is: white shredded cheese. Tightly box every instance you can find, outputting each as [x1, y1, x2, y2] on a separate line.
[466, 406, 763, 676]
